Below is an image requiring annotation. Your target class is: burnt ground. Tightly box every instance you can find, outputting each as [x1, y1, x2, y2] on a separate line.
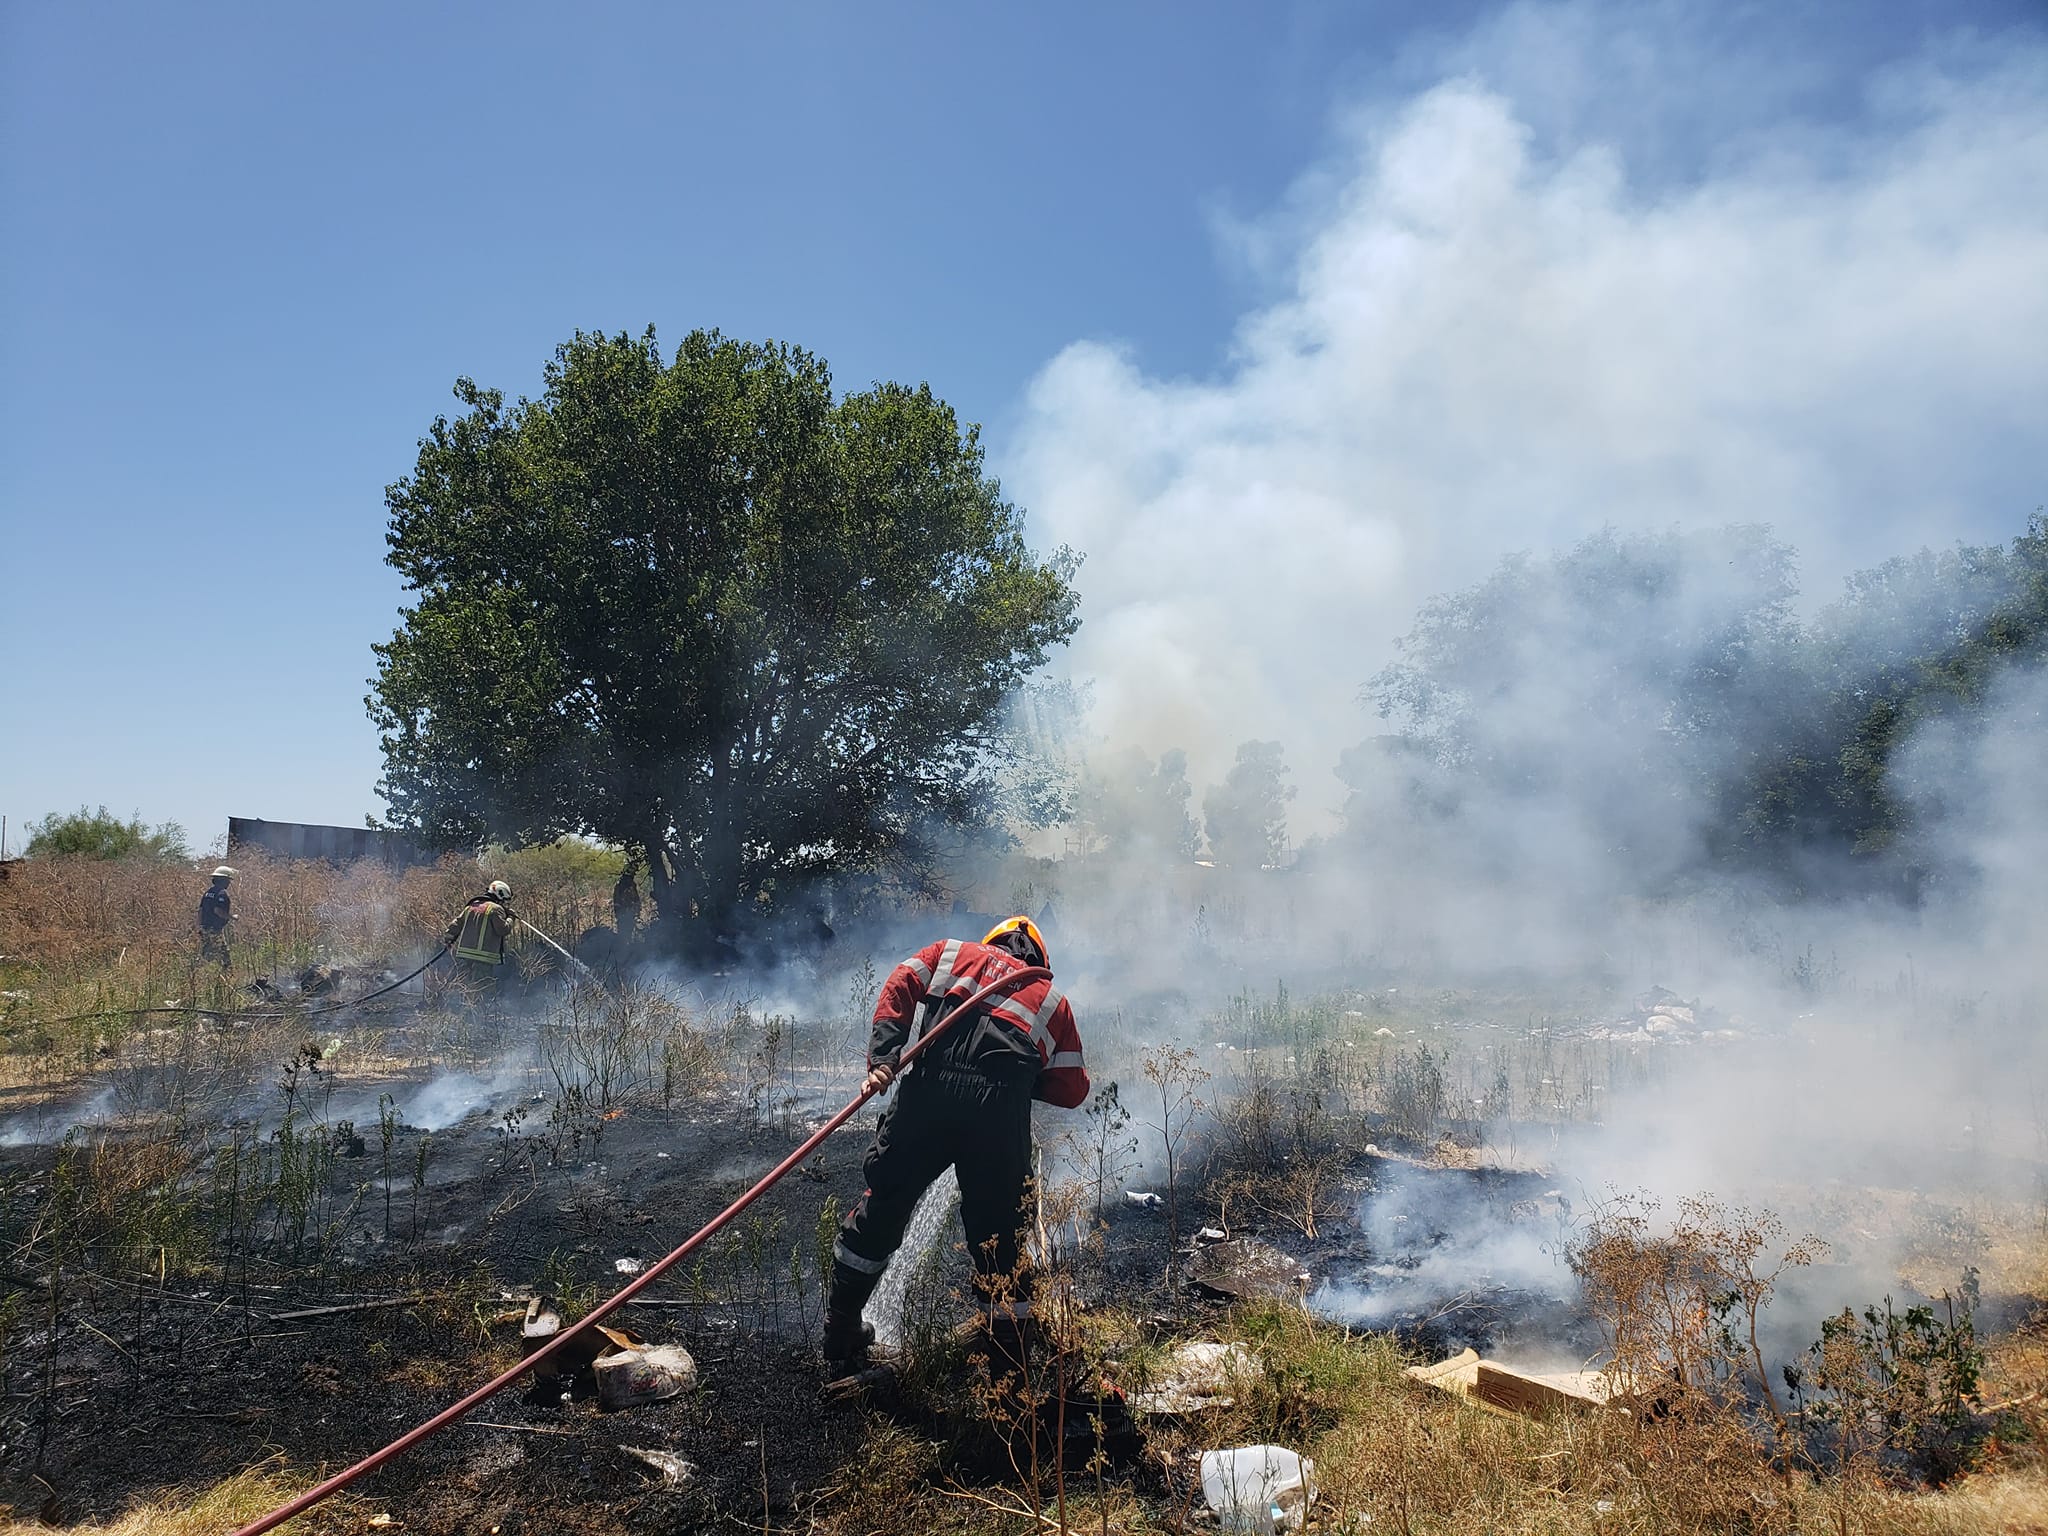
[0, 1045, 1609, 1533]
[0, 1081, 904, 1532]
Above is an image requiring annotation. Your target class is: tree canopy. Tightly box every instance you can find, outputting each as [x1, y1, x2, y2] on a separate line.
[1073, 745, 1199, 862]
[1203, 741, 1295, 869]
[1356, 515, 2048, 903]
[369, 328, 1079, 947]
[25, 806, 189, 862]
[1365, 524, 1802, 885]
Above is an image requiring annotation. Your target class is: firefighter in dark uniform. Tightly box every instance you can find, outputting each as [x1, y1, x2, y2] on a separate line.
[822, 916, 1089, 1379]
[444, 880, 515, 1004]
[198, 866, 236, 966]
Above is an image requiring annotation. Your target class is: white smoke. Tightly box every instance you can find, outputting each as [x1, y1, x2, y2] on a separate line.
[1009, 10, 2048, 819]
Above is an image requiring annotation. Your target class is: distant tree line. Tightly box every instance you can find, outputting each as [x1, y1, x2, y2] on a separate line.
[1066, 512, 2046, 903]
[1347, 513, 2048, 903]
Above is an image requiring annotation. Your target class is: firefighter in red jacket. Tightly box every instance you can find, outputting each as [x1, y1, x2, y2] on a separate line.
[822, 916, 1088, 1378]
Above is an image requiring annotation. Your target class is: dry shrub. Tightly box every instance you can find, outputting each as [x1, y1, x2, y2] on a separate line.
[481, 840, 623, 950]
[223, 850, 473, 974]
[1211, 1054, 1357, 1241]
[0, 855, 196, 973]
[535, 981, 714, 1122]
[1569, 1192, 1827, 1429]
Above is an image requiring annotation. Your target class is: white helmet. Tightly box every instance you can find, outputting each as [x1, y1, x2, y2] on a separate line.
[488, 880, 512, 903]
[212, 866, 237, 880]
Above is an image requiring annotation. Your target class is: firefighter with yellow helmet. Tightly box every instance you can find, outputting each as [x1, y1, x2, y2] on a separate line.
[821, 915, 1088, 1379]
[444, 880, 516, 1000]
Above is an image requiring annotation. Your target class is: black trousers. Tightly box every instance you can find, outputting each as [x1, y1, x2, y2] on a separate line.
[833, 1063, 1036, 1316]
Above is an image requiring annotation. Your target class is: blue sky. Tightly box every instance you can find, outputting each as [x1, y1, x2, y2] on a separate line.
[3, 0, 2043, 850]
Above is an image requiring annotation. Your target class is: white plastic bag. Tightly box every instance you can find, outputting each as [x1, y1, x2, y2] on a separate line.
[1199, 1444, 1314, 1532]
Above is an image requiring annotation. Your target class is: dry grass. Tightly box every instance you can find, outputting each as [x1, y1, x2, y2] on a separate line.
[807, 1295, 2048, 1534]
[0, 848, 472, 980]
[0, 847, 638, 1109]
[1855, 1466, 2048, 1534]
[0, 850, 481, 1102]
[0, 1459, 363, 1534]
[7, 875, 2047, 1534]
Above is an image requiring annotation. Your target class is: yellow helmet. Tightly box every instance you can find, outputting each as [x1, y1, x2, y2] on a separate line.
[983, 915, 1050, 970]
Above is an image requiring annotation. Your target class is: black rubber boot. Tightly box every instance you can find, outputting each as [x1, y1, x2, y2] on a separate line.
[821, 1312, 876, 1378]
[822, 1259, 882, 1378]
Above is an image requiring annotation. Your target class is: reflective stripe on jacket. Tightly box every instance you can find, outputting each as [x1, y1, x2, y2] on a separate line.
[449, 899, 511, 965]
[868, 937, 1089, 1108]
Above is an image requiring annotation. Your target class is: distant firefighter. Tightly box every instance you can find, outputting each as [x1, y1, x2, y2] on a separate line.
[198, 866, 236, 966]
[445, 879, 515, 995]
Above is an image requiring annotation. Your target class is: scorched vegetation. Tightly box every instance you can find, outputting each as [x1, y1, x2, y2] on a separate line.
[2, 846, 2045, 1533]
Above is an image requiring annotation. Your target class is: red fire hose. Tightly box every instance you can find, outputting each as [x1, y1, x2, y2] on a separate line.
[228, 965, 1050, 1536]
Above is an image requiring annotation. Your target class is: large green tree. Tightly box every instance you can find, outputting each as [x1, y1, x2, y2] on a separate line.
[1203, 741, 1295, 869]
[369, 329, 1079, 947]
[24, 806, 189, 862]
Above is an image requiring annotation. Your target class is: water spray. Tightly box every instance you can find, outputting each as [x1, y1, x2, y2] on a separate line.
[518, 917, 605, 990]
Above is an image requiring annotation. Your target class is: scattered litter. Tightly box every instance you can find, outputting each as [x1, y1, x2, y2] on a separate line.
[596, 1343, 699, 1409]
[1125, 1190, 1164, 1209]
[522, 1296, 649, 1390]
[1199, 1444, 1314, 1532]
[1373, 1027, 1395, 1038]
[1196, 1226, 1228, 1243]
[822, 1360, 899, 1400]
[614, 1257, 645, 1275]
[367, 1516, 400, 1529]
[655, 1151, 670, 1159]
[270, 1296, 420, 1323]
[1189, 1238, 1310, 1303]
[1130, 1341, 1262, 1416]
[1405, 1348, 1633, 1417]
[619, 1444, 696, 1487]
[523, 1296, 563, 1346]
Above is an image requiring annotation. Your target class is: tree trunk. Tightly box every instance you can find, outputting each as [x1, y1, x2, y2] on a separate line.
[641, 831, 686, 952]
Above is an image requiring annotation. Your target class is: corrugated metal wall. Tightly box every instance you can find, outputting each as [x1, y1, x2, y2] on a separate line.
[226, 818, 428, 867]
